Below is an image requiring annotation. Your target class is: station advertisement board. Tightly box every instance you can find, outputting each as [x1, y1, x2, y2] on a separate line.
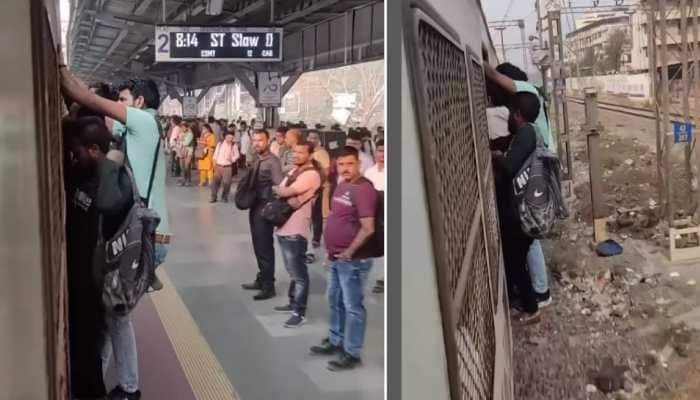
[155, 26, 283, 62]
[182, 96, 197, 117]
[257, 72, 281, 107]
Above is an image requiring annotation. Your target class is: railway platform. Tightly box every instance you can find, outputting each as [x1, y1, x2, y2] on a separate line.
[110, 176, 385, 400]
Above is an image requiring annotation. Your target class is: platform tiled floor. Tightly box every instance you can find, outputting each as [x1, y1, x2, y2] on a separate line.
[120, 177, 385, 400]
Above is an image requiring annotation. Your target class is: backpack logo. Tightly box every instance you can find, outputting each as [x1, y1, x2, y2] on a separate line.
[514, 168, 530, 194]
[534, 189, 544, 198]
[111, 230, 129, 256]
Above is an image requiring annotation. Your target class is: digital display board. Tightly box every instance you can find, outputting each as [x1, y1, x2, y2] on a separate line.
[155, 26, 283, 62]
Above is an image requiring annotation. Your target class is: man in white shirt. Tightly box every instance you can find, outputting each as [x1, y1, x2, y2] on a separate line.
[364, 140, 385, 294]
[239, 121, 251, 167]
[210, 132, 240, 203]
[168, 116, 182, 177]
[363, 139, 384, 191]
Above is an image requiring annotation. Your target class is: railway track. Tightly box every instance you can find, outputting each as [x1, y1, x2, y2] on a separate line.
[568, 97, 696, 123]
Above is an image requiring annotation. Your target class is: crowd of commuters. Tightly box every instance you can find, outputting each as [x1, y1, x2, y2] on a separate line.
[58, 52, 385, 397]
[485, 61, 554, 324]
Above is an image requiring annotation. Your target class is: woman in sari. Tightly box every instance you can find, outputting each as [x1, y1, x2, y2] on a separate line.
[196, 123, 217, 186]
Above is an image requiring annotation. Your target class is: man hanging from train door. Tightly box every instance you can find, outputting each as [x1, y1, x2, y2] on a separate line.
[484, 62, 553, 309]
[59, 53, 169, 400]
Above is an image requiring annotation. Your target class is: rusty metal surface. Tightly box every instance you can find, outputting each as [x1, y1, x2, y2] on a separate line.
[31, 0, 69, 398]
[467, 56, 501, 311]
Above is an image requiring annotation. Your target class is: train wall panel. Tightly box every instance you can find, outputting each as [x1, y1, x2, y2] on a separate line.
[402, 0, 513, 399]
[401, 39, 452, 400]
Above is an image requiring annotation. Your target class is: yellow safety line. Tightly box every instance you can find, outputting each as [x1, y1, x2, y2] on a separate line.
[149, 269, 241, 400]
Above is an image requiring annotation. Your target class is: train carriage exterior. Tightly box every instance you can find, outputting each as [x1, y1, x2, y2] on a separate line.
[401, 0, 514, 399]
[1, 0, 68, 399]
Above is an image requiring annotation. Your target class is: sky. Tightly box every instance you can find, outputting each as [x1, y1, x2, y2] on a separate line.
[482, 0, 632, 79]
[60, 0, 70, 63]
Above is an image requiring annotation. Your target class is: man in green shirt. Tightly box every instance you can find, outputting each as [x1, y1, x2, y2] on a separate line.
[484, 62, 554, 308]
[484, 62, 556, 154]
[60, 63, 168, 400]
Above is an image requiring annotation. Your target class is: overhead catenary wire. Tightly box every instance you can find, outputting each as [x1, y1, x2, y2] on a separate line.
[503, 0, 516, 20]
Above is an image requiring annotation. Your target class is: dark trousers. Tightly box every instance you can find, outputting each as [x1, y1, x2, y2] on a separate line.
[249, 204, 275, 288]
[502, 230, 537, 313]
[211, 165, 235, 201]
[311, 195, 323, 244]
[278, 234, 309, 316]
[68, 291, 106, 397]
[170, 151, 180, 177]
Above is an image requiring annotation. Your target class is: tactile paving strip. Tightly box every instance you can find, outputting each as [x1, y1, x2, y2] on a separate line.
[150, 270, 240, 400]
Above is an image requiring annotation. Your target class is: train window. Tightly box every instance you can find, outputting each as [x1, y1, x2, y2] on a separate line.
[407, 13, 496, 399]
[482, 45, 489, 63]
[466, 54, 502, 312]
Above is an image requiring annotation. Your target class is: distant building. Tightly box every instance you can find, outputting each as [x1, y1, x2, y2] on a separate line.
[630, 1, 700, 73]
[574, 8, 631, 29]
[565, 15, 632, 74]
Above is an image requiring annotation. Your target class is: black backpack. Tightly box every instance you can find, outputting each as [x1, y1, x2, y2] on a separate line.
[350, 178, 384, 259]
[98, 128, 161, 316]
[512, 124, 568, 238]
[234, 160, 260, 210]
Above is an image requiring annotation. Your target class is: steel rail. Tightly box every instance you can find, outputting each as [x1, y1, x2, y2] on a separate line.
[568, 97, 696, 123]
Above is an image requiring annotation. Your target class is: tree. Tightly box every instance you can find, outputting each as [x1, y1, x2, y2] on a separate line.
[580, 48, 596, 76]
[305, 61, 385, 127]
[602, 29, 629, 73]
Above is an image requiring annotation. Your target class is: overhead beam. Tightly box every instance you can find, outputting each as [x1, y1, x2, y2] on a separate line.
[281, 73, 301, 96]
[229, 66, 258, 99]
[276, 0, 340, 25]
[90, 28, 128, 75]
[196, 85, 214, 102]
[134, 0, 155, 15]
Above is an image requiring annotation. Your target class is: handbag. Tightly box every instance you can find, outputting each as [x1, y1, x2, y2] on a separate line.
[260, 166, 318, 227]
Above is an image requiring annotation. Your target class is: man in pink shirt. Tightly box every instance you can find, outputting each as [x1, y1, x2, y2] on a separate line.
[271, 141, 322, 328]
[210, 132, 240, 203]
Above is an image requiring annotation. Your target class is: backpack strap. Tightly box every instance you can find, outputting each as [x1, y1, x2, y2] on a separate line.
[145, 136, 160, 206]
[284, 165, 316, 187]
[120, 114, 162, 206]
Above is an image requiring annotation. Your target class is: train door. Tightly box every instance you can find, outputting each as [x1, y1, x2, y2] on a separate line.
[401, 0, 513, 399]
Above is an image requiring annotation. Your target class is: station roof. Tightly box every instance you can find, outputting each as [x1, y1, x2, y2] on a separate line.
[67, 0, 383, 89]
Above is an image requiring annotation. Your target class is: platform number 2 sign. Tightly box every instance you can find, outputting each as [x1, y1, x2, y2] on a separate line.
[158, 33, 169, 53]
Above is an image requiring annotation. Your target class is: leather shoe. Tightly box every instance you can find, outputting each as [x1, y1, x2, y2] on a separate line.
[253, 287, 276, 300]
[241, 281, 262, 291]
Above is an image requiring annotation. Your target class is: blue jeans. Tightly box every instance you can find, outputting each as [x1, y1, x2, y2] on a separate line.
[527, 240, 549, 294]
[102, 243, 168, 392]
[328, 259, 373, 358]
[277, 235, 309, 316]
[101, 314, 139, 393]
[155, 242, 168, 271]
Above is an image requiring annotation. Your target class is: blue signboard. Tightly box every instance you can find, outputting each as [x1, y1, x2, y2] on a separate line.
[673, 121, 694, 144]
